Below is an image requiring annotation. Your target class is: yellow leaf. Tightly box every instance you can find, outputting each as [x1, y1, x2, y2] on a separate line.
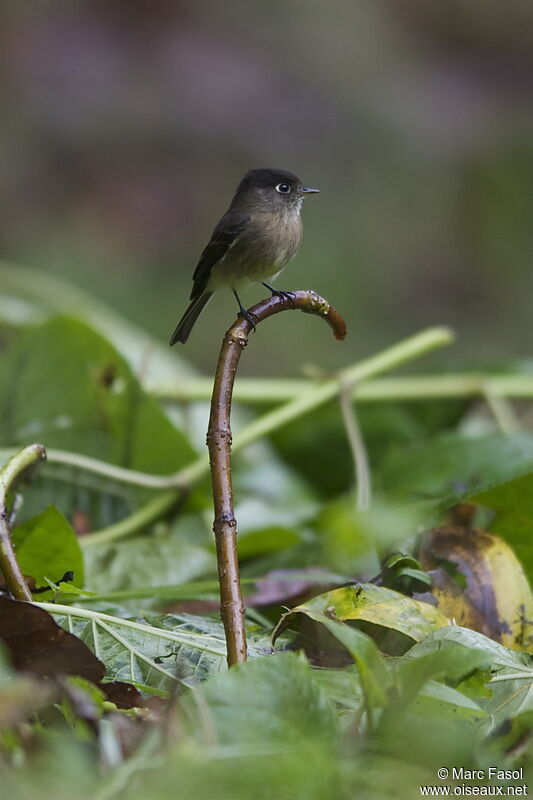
[419, 527, 533, 652]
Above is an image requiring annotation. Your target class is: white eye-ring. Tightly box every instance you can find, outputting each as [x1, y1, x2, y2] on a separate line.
[275, 183, 291, 194]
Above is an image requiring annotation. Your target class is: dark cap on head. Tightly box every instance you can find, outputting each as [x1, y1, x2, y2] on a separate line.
[238, 168, 300, 190]
[235, 168, 319, 200]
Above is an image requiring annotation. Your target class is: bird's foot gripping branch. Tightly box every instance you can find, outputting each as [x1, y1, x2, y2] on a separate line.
[207, 290, 347, 666]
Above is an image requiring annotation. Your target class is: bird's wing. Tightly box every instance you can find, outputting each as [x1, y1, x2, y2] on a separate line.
[190, 211, 250, 299]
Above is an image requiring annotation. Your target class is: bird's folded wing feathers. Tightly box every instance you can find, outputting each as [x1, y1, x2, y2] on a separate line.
[190, 211, 250, 299]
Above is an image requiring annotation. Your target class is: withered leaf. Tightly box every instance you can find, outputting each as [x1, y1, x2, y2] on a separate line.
[0, 595, 104, 682]
[0, 597, 143, 708]
[419, 526, 533, 651]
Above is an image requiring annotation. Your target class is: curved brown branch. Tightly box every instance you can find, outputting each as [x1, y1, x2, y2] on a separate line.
[207, 290, 347, 666]
[0, 444, 47, 600]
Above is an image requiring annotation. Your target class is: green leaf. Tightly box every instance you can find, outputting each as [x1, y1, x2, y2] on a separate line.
[379, 552, 432, 592]
[234, 457, 318, 558]
[39, 603, 225, 691]
[237, 524, 304, 558]
[391, 641, 491, 710]
[11, 506, 84, 591]
[195, 651, 339, 745]
[406, 626, 531, 670]
[0, 315, 198, 525]
[295, 584, 449, 645]
[300, 611, 390, 708]
[381, 433, 533, 505]
[316, 496, 427, 577]
[413, 680, 485, 719]
[468, 473, 533, 580]
[404, 628, 533, 724]
[484, 710, 533, 762]
[311, 665, 364, 713]
[83, 514, 215, 598]
[37, 603, 267, 692]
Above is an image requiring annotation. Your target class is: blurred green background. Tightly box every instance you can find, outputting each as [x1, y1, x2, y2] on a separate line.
[1, 1, 532, 374]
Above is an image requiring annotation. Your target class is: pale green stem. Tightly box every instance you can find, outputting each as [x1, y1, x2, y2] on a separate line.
[483, 391, 520, 435]
[230, 327, 454, 451]
[0, 444, 46, 600]
[154, 373, 533, 404]
[34, 601, 228, 657]
[489, 672, 533, 683]
[82, 326, 454, 547]
[339, 378, 371, 511]
[0, 448, 204, 490]
[81, 490, 180, 548]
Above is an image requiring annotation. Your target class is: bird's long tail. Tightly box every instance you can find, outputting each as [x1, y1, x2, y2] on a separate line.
[169, 292, 213, 345]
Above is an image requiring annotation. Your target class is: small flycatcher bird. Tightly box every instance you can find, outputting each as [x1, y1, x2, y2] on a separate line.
[169, 168, 319, 345]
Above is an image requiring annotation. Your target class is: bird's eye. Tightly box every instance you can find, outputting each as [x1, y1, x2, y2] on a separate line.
[275, 183, 291, 194]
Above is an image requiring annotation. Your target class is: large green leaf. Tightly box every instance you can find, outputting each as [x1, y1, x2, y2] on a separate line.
[412, 680, 485, 720]
[0, 260, 195, 388]
[390, 641, 491, 711]
[299, 611, 390, 709]
[406, 626, 531, 669]
[11, 506, 84, 591]
[37, 603, 268, 692]
[193, 651, 338, 745]
[291, 584, 449, 645]
[316, 495, 427, 577]
[83, 513, 215, 597]
[380, 433, 533, 504]
[0, 315, 196, 471]
[233, 457, 318, 558]
[404, 626, 533, 728]
[0, 315, 198, 525]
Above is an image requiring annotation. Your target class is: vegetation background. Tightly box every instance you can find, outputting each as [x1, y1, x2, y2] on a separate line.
[1, 1, 531, 370]
[1, 3, 533, 800]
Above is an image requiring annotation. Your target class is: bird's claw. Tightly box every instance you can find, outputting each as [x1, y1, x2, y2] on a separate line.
[238, 308, 258, 332]
[274, 289, 296, 304]
[263, 283, 296, 305]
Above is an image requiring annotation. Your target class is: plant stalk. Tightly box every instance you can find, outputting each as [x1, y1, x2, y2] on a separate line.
[0, 444, 46, 600]
[155, 371, 533, 404]
[208, 290, 346, 666]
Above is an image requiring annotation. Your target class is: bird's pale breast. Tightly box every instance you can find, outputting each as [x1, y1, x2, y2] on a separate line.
[208, 207, 303, 290]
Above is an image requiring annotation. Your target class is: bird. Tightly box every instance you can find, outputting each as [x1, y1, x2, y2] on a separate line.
[169, 167, 319, 345]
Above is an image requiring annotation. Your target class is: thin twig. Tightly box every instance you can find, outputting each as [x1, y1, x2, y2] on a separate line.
[208, 290, 347, 666]
[0, 444, 46, 600]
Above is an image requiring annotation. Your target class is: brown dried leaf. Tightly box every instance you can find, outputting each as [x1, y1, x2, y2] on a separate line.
[0, 597, 143, 708]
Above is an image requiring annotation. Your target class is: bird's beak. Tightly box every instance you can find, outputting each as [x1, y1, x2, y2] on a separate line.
[298, 186, 320, 195]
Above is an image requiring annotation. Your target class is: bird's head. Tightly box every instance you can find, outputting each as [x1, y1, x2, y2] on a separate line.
[233, 168, 319, 212]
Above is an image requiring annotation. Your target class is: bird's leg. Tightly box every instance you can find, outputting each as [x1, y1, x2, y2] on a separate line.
[262, 282, 296, 304]
[233, 290, 257, 331]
